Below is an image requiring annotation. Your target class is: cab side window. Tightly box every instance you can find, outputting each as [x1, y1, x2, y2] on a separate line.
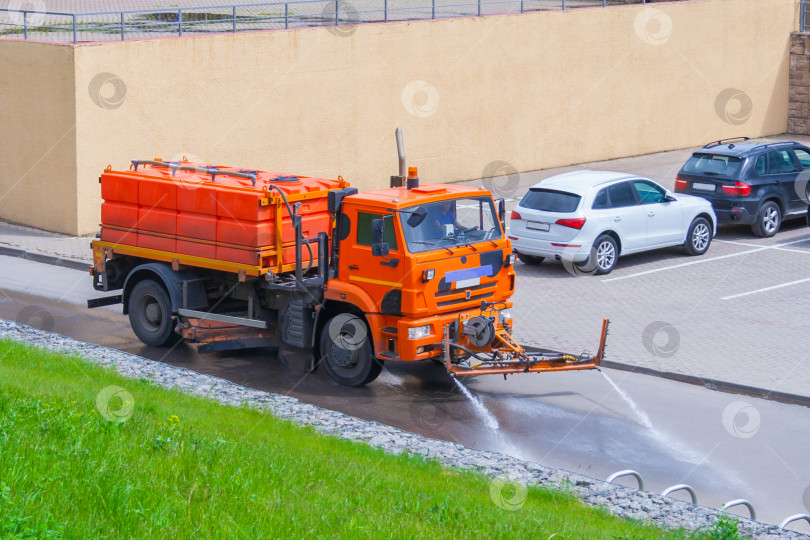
[607, 182, 638, 208]
[357, 212, 398, 249]
[632, 180, 666, 204]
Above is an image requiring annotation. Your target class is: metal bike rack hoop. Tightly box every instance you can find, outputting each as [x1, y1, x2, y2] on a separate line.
[661, 484, 698, 505]
[723, 499, 756, 521]
[779, 514, 810, 530]
[606, 470, 644, 490]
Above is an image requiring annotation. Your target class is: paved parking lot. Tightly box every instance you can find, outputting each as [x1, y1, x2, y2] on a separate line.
[461, 135, 810, 399]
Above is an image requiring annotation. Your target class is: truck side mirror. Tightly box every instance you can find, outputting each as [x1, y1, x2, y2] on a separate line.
[497, 198, 506, 229]
[371, 218, 390, 256]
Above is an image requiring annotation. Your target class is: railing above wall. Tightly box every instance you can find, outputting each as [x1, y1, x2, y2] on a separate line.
[0, 0, 681, 44]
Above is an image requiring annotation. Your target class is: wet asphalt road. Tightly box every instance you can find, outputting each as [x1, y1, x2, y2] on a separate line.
[1, 254, 809, 528]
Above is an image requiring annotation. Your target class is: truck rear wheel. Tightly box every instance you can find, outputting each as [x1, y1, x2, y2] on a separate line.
[319, 314, 382, 387]
[128, 279, 179, 347]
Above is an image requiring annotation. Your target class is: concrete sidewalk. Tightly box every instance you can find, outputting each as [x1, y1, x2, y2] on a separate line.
[0, 220, 91, 271]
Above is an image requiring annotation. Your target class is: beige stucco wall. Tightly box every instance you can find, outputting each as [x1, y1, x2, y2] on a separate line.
[0, 41, 76, 233]
[0, 0, 800, 235]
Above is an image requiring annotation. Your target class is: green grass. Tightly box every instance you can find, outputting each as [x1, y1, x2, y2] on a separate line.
[0, 339, 706, 538]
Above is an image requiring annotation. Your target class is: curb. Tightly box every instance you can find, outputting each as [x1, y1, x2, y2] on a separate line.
[0, 245, 90, 272]
[602, 360, 810, 409]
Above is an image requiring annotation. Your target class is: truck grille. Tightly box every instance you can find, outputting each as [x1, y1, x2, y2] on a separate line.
[436, 291, 494, 307]
[434, 282, 496, 298]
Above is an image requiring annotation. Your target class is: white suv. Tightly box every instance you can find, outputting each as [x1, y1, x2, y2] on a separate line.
[509, 171, 717, 275]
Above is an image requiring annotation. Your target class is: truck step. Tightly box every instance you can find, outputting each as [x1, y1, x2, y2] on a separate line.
[177, 308, 267, 329]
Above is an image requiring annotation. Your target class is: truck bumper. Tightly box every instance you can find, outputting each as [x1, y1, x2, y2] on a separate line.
[367, 304, 513, 362]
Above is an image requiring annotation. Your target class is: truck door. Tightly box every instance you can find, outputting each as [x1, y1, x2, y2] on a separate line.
[340, 205, 404, 314]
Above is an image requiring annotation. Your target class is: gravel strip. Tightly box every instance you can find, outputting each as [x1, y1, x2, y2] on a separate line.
[0, 318, 805, 539]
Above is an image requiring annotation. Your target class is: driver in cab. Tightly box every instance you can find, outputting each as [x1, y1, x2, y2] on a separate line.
[430, 200, 462, 238]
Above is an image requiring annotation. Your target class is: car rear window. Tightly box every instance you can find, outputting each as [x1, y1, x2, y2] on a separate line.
[520, 188, 581, 213]
[682, 153, 743, 177]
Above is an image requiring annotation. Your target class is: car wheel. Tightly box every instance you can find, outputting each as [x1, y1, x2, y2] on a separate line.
[751, 201, 781, 238]
[684, 217, 712, 256]
[128, 279, 180, 347]
[517, 253, 544, 265]
[319, 314, 383, 386]
[576, 235, 618, 275]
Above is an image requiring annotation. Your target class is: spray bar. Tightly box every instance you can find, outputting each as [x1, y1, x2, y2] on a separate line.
[447, 318, 610, 378]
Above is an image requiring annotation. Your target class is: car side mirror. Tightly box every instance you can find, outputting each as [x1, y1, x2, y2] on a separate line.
[497, 198, 506, 229]
[664, 194, 677, 202]
[371, 218, 390, 256]
[407, 207, 427, 228]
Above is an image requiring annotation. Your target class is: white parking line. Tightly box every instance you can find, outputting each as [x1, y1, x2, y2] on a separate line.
[601, 238, 810, 283]
[715, 239, 810, 255]
[721, 277, 810, 300]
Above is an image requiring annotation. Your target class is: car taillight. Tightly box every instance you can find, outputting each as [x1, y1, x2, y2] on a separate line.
[674, 175, 687, 191]
[721, 181, 751, 197]
[510, 210, 522, 220]
[555, 218, 586, 229]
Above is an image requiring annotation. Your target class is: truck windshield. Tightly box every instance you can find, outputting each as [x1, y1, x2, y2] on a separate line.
[399, 197, 503, 254]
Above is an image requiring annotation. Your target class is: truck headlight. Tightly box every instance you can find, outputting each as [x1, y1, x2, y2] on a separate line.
[498, 309, 513, 323]
[505, 253, 517, 266]
[422, 268, 435, 282]
[408, 325, 431, 339]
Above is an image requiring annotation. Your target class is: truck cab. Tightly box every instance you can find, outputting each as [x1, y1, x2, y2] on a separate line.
[318, 180, 517, 383]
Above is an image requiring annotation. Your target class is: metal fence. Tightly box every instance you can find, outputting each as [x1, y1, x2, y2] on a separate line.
[0, 0, 674, 43]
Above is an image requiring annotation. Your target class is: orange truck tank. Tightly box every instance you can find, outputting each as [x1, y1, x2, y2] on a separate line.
[88, 131, 607, 387]
[98, 159, 347, 274]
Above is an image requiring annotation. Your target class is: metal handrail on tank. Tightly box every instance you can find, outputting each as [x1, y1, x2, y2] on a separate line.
[606, 470, 644, 490]
[722, 499, 756, 521]
[131, 159, 258, 186]
[661, 484, 697, 505]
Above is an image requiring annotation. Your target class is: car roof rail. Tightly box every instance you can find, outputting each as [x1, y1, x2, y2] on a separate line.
[751, 141, 793, 151]
[702, 137, 750, 149]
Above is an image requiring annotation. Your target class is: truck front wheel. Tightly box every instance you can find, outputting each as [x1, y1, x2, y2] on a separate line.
[319, 314, 382, 387]
[128, 279, 179, 347]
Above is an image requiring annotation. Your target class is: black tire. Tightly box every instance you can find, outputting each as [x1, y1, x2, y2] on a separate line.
[751, 201, 781, 238]
[128, 279, 179, 347]
[576, 234, 618, 275]
[684, 217, 712, 256]
[319, 314, 382, 387]
[516, 253, 544, 265]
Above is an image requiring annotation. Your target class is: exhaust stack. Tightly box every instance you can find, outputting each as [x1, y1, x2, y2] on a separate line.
[390, 127, 407, 188]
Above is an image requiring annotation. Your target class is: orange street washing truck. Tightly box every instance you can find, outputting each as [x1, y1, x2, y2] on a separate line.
[88, 129, 608, 386]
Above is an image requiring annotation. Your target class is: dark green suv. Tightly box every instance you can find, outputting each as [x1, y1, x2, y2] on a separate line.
[675, 138, 810, 237]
